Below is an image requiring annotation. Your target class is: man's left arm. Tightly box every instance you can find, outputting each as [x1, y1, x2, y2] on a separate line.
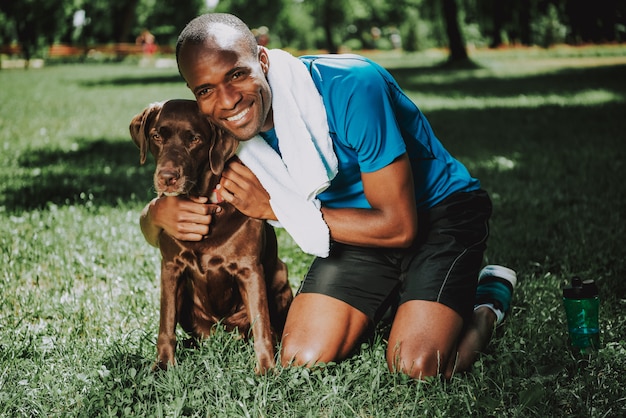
[219, 79, 417, 248]
[320, 153, 417, 248]
[219, 153, 418, 249]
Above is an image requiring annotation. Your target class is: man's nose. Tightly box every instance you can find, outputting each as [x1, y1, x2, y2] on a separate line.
[217, 84, 241, 110]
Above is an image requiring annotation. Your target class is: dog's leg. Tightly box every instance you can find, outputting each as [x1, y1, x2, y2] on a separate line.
[237, 266, 276, 374]
[261, 225, 293, 337]
[268, 259, 292, 337]
[154, 259, 183, 371]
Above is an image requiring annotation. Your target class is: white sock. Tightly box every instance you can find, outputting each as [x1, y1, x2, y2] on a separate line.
[474, 303, 505, 325]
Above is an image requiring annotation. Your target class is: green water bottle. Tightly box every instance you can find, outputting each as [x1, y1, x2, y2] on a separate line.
[562, 277, 600, 353]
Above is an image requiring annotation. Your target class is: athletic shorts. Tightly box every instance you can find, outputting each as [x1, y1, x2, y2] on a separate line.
[297, 189, 492, 323]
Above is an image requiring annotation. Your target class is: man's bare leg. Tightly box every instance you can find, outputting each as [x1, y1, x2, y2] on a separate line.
[280, 293, 370, 366]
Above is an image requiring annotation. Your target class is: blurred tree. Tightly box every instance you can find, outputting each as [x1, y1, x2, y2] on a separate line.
[409, 0, 447, 50]
[1, 0, 624, 62]
[0, 0, 68, 62]
[345, 0, 422, 50]
[518, 0, 532, 45]
[319, 0, 347, 53]
[274, 2, 317, 50]
[403, 21, 420, 52]
[564, 0, 619, 43]
[214, 0, 288, 32]
[80, 0, 139, 44]
[442, 0, 469, 63]
[137, 0, 205, 45]
[214, 0, 302, 49]
[488, 0, 506, 47]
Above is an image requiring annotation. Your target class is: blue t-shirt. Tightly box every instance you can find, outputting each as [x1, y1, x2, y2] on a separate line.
[261, 54, 480, 210]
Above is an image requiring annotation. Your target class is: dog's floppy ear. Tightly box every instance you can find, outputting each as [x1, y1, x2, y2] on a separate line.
[208, 122, 239, 175]
[129, 101, 163, 165]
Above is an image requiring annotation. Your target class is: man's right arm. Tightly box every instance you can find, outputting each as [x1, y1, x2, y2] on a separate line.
[139, 196, 217, 247]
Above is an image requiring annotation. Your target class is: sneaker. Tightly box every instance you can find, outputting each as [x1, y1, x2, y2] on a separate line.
[474, 265, 517, 325]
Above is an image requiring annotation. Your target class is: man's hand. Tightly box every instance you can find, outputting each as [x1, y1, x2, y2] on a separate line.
[140, 196, 220, 247]
[219, 159, 277, 221]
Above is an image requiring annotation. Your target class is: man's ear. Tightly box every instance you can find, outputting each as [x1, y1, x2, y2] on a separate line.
[129, 102, 163, 165]
[258, 46, 270, 75]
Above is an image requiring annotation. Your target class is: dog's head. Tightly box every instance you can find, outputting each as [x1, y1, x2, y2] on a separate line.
[129, 99, 238, 197]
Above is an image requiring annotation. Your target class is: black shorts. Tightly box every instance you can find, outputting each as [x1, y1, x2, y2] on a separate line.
[297, 189, 492, 323]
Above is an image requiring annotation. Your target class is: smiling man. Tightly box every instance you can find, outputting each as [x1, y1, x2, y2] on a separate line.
[178, 21, 273, 141]
[139, 13, 517, 379]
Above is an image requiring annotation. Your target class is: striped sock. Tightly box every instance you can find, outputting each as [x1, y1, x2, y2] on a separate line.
[474, 265, 517, 325]
[475, 280, 514, 313]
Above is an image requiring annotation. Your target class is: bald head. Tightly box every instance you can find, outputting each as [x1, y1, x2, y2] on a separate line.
[176, 13, 258, 66]
[174, 13, 273, 141]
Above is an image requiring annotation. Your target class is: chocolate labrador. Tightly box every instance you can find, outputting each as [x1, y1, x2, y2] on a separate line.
[129, 99, 292, 374]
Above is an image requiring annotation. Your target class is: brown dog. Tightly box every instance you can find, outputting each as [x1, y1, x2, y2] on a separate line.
[129, 99, 292, 374]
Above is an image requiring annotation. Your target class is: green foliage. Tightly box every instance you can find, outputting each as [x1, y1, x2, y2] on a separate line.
[0, 0, 69, 59]
[2, 0, 625, 63]
[1, 47, 626, 416]
[274, 4, 317, 51]
[136, 0, 210, 45]
[532, 3, 568, 48]
[214, 0, 290, 32]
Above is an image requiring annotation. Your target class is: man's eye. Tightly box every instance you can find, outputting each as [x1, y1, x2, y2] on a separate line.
[197, 87, 213, 97]
[232, 71, 245, 80]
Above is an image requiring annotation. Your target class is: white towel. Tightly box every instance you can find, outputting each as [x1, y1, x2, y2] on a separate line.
[236, 48, 338, 257]
[266, 48, 338, 199]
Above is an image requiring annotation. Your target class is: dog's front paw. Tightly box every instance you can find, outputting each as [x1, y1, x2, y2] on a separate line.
[153, 344, 177, 371]
[152, 357, 175, 372]
[255, 354, 276, 375]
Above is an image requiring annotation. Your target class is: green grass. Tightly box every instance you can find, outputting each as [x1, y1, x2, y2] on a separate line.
[1, 47, 625, 417]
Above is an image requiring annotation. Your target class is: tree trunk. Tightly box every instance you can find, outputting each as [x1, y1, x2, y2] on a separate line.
[519, 0, 532, 45]
[116, 0, 139, 43]
[322, 0, 338, 53]
[442, 0, 468, 62]
[490, 0, 504, 48]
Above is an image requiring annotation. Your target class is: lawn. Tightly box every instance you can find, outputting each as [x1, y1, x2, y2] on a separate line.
[1, 45, 625, 417]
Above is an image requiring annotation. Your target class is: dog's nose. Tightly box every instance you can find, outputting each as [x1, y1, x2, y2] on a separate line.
[158, 170, 180, 186]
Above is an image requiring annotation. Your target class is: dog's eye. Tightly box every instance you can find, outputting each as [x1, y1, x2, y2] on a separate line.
[151, 133, 162, 144]
[190, 135, 201, 145]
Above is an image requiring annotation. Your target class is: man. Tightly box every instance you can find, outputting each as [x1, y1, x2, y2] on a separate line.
[140, 13, 516, 379]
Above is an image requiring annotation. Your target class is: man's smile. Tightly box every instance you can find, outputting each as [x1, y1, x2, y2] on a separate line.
[226, 106, 250, 122]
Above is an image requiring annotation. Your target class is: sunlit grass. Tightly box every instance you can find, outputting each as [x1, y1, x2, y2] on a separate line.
[412, 88, 622, 110]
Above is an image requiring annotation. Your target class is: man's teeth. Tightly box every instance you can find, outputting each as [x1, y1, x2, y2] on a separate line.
[227, 107, 249, 122]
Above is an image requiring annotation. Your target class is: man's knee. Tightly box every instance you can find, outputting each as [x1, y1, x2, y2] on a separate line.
[280, 336, 327, 367]
[386, 344, 451, 379]
[279, 293, 370, 367]
[386, 300, 463, 379]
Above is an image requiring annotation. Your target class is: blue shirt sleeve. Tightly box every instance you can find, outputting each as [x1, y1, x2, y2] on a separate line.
[300, 54, 481, 210]
[305, 55, 406, 174]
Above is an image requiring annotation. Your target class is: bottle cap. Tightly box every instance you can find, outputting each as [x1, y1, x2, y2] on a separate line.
[563, 276, 599, 299]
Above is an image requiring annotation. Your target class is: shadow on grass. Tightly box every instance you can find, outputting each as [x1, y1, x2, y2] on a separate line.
[2, 139, 157, 212]
[80, 73, 183, 87]
[387, 63, 626, 99]
[78, 60, 626, 99]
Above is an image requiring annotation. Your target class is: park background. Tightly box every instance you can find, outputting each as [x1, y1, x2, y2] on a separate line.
[1, 1, 625, 417]
[2, 0, 625, 64]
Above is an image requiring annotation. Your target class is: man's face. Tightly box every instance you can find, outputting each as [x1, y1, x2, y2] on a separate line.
[178, 30, 272, 141]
